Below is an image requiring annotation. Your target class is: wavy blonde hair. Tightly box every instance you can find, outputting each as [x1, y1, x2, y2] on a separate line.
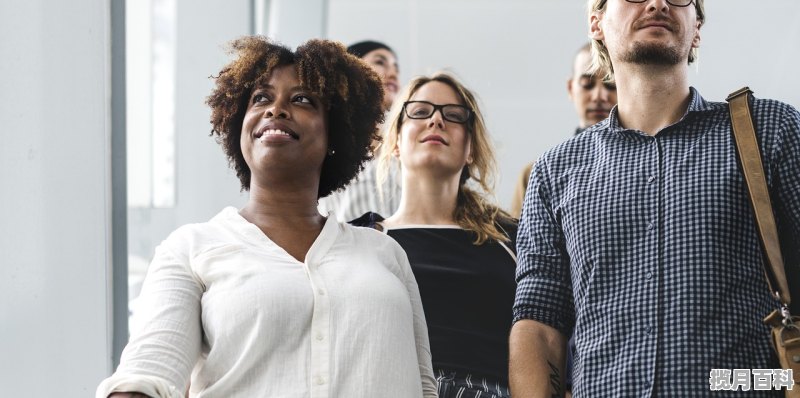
[377, 72, 512, 244]
[587, 0, 705, 81]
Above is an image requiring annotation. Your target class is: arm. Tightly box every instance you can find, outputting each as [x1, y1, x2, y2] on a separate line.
[510, 157, 574, 398]
[96, 240, 203, 398]
[773, 105, 800, 306]
[509, 319, 567, 398]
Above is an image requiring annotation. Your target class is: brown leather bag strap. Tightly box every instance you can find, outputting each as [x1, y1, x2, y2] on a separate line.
[726, 87, 791, 306]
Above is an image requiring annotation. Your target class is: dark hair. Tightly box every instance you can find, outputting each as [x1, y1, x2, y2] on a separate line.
[206, 36, 385, 198]
[346, 40, 394, 59]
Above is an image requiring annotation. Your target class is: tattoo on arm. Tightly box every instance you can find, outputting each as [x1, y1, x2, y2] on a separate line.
[547, 360, 564, 398]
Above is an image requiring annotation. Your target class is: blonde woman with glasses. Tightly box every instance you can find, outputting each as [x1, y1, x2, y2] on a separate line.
[352, 72, 517, 398]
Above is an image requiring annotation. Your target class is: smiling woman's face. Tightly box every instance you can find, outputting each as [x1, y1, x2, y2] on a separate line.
[240, 64, 328, 189]
[361, 48, 399, 110]
[395, 81, 471, 176]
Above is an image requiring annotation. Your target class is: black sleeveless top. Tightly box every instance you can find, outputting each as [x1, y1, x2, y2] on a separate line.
[351, 213, 518, 383]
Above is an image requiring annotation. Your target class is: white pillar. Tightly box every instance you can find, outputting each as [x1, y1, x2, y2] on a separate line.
[0, 0, 114, 395]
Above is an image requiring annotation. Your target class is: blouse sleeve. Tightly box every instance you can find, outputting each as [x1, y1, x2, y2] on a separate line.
[96, 238, 203, 398]
[394, 244, 438, 398]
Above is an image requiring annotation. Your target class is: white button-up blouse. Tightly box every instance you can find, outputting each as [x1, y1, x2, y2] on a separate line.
[97, 207, 437, 398]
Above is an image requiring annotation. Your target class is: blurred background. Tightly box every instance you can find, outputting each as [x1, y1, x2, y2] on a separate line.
[2, 0, 799, 396]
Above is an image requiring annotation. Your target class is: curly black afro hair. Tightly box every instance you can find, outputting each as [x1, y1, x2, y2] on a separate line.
[206, 36, 385, 198]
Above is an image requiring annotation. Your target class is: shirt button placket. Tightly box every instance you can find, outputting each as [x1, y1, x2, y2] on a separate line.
[305, 260, 331, 397]
[635, 135, 661, 390]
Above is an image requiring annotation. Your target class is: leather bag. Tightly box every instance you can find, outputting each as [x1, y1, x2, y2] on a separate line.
[728, 87, 800, 396]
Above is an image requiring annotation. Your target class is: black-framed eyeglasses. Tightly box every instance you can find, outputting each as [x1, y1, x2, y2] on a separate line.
[622, 0, 694, 7]
[402, 101, 473, 124]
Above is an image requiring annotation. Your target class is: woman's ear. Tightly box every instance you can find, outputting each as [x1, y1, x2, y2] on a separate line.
[391, 130, 402, 158]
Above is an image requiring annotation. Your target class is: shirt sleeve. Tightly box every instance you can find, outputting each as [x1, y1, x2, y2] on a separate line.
[395, 244, 438, 398]
[512, 155, 575, 337]
[773, 104, 800, 290]
[96, 238, 203, 398]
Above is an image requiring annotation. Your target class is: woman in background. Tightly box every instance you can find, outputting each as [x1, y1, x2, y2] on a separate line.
[353, 72, 517, 398]
[97, 36, 436, 398]
[318, 40, 403, 222]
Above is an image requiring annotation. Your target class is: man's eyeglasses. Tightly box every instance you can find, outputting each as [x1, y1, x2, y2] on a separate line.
[623, 0, 693, 7]
[402, 101, 473, 124]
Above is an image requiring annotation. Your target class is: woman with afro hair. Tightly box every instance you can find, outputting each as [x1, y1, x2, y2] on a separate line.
[97, 36, 437, 398]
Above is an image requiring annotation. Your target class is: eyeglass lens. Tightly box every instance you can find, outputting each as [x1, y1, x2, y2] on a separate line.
[405, 101, 471, 123]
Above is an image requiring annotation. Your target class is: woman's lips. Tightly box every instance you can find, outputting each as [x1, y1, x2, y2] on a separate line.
[421, 134, 448, 145]
[255, 124, 299, 140]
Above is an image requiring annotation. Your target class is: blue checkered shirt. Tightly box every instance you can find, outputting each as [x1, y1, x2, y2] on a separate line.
[514, 88, 800, 397]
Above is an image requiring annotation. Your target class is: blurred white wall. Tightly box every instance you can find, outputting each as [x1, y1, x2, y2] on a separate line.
[127, 0, 251, 261]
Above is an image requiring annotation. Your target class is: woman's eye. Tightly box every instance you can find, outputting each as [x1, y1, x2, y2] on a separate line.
[252, 93, 270, 103]
[293, 95, 312, 104]
[411, 108, 428, 117]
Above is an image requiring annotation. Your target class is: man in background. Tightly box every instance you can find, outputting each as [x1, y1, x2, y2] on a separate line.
[509, 42, 617, 218]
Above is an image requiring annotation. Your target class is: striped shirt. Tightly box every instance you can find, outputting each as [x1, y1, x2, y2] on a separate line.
[514, 88, 800, 396]
[319, 158, 401, 223]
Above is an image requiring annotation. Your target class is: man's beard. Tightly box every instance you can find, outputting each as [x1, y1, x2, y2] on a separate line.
[621, 42, 683, 66]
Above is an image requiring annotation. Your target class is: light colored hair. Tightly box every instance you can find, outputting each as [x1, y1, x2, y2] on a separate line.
[587, 0, 705, 80]
[377, 72, 512, 244]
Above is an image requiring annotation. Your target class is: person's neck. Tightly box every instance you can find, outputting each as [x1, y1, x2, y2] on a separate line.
[614, 63, 692, 136]
[383, 170, 460, 228]
[241, 182, 323, 229]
